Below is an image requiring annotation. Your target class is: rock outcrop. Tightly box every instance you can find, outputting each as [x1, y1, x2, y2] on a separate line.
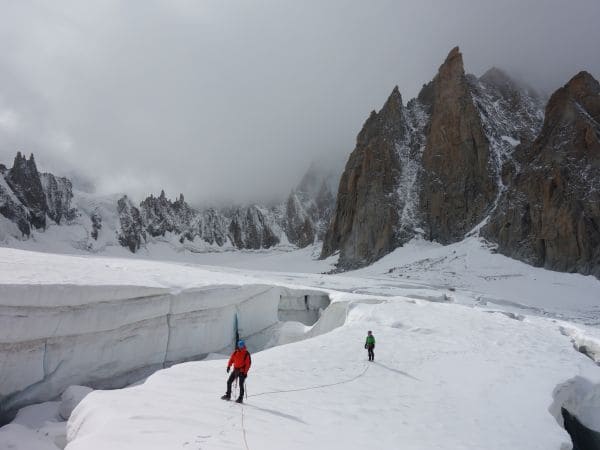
[140, 191, 196, 238]
[0, 153, 336, 253]
[321, 87, 422, 267]
[0, 178, 31, 237]
[5, 153, 48, 230]
[0, 153, 77, 238]
[284, 192, 315, 248]
[322, 46, 553, 271]
[229, 205, 280, 249]
[484, 72, 600, 276]
[40, 173, 77, 224]
[117, 196, 146, 252]
[420, 47, 497, 243]
[283, 164, 336, 247]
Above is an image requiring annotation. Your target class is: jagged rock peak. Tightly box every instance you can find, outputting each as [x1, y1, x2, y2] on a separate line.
[6, 151, 48, 230]
[11, 152, 35, 173]
[550, 71, 600, 120]
[480, 67, 513, 86]
[383, 85, 403, 109]
[420, 45, 496, 244]
[540, 71, 600, 148]
[565, 71, 600, 97]
[438, 46, 464, 79]
[357, 85, 406, 147]
[483, 70, 600, 277]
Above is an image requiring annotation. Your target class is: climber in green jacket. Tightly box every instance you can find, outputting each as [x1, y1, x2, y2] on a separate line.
[364, 330, 376, 361]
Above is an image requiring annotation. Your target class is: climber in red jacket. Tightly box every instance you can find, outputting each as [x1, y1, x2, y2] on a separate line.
[221, 340, 252, 403]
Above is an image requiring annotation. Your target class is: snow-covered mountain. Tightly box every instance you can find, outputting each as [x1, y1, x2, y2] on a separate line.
[0, 153, 336, 255]
[323, 47, 600, 279]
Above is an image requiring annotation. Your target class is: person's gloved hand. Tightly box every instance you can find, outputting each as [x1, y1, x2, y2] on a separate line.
[227, 366, 230, 373]
[364, 344, 367, 349]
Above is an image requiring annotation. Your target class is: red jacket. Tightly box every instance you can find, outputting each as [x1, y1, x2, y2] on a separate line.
[227, 348, 251, 374]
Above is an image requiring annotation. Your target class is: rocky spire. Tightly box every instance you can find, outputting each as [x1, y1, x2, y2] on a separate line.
[321, 85, 408, 267]
[540, 71, 600, 149]
[419, 46, 497, 243]
[6, 152, 48, 229]
[484, 71, 600, 277]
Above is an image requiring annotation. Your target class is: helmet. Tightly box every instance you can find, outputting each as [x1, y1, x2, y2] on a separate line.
[367, 330, 372, 334]
[237, 340, 245, 348]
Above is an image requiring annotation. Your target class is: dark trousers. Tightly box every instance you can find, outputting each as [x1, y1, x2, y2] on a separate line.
[226, 369, 246, 399]
[366, 344, 375, 361]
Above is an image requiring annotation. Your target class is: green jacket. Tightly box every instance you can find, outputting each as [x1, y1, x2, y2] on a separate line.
[365, 335, 375, 346]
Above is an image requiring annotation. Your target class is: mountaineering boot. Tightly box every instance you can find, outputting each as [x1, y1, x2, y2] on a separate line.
[235, 397, 243, 404]
[221, 394, 231, 401]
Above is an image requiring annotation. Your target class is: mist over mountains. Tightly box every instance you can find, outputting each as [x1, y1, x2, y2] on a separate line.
[0, 152, 336, 254]
[1, 1, 599, 205]
[322, 47, 600, 278]
[1, 46, 599, 280]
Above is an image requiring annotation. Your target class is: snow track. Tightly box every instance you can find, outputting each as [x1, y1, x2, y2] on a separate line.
[236, 363, 371, 450]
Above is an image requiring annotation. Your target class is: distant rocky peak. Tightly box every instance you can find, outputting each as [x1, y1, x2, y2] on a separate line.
[540, 71, 600, 149]
[416, 80, 435, 112]
[437, 46, 465, 84]
[297, 162, 322, 197]
[420, 46, 497, 244]
[565, 71, 600, 106]
[382, 85, 403, 114]
[479, 67, 518, 91]
[6, 152, 47, 230]
[10, 152, 38, 176]
[357, 85, 406, 146]
[557, 71, 600, 122]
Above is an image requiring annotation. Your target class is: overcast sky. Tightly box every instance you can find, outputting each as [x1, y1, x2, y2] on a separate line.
[0, 0, 599, 205]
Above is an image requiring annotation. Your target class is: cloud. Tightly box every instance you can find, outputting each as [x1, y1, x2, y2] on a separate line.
[0, 0, 598, 205]
[0, 109, 20, 133]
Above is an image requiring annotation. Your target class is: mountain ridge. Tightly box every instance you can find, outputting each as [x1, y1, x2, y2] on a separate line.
[323, 46, 598, 278]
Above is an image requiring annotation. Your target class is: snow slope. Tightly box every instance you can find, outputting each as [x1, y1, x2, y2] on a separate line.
[66, 298, 599, 450]
[0, 238, 599, 449]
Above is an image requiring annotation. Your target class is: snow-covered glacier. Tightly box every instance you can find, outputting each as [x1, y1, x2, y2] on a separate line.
[0, 248, 334, 422]
[1, 240, 600, 450]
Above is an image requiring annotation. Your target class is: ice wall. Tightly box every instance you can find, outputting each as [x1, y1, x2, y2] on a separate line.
[0, 283, 330, 422]
[278, 293, 330, 325]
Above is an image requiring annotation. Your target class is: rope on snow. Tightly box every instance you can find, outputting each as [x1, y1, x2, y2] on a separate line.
[237, 364, 371, 450]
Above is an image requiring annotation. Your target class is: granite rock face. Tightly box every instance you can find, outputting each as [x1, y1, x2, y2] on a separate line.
[5, 153, 48, 230]
[140, 191, 196, 238]
[321, 87, 429, 267]
[284, 164, 336, 248]
[117, 196, 146, 252]
[0, 153, 77, 237]
[322, 46, 569, 273]
[284, 192, 315, 248]
[229, 205, 280, 250]
[40, 173, 77, 224]
[420, 47, 497, 244]
[483, 72, 600, 276]
[0, 178, 31, 237]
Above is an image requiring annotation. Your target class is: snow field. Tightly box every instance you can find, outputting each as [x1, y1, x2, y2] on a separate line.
[1, 239, 600, 449]
[65, 298, 598, 450]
